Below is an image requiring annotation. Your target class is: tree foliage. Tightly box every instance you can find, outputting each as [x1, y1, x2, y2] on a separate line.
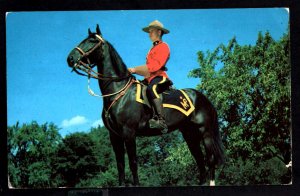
[7, 121, 62, 188]
[189, 31, 291, 184]
[55, 132, 102, 187]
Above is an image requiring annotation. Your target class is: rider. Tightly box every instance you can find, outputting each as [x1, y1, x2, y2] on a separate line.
[128, 20, 172, 134]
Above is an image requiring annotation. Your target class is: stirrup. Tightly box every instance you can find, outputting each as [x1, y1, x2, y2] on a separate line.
[149, 118, 168, 134]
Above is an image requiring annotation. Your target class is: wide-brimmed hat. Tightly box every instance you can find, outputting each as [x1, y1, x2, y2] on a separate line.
[142, 20, 170, 34]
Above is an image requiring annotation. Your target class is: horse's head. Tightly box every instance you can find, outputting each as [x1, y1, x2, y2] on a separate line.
[67, 24, 131, 81]
[67, 24, 105, 76]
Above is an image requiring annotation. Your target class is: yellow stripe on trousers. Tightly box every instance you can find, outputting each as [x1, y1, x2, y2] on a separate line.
[152, 77, 167, 99]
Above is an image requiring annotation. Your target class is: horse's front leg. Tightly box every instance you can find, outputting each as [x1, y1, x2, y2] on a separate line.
[125, 137, 140, 186]
[110, 132, 125, 186]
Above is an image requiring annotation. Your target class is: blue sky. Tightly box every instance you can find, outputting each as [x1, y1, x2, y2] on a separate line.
[6, 8, 289, 137]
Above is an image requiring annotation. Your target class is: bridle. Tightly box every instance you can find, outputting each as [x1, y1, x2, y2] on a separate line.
[72, 34, 134, 98]
[73, 34, 131, 81]
[72, 34, 103, 79]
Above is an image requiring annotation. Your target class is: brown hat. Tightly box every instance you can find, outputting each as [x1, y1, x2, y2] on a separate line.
[142, 20, 170, 34]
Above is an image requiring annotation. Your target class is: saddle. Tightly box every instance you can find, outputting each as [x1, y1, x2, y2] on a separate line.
[135, 80, 195, 116]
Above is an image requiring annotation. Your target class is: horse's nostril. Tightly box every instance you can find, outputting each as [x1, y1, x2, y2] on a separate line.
[67, 56, 74, 66]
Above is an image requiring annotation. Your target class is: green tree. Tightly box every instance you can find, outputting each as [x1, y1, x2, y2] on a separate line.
[75, 126, 119, 187]
[55, 132, 101, 187]
[88, 127, 115, 173]
[159, 141, 199, 186]
[136, 131, 195, 186]
[7, 121, 62, 188]
[189, 31, 291, 184]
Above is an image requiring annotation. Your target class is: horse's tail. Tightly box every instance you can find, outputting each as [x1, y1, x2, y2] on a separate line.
[210, 108, 225, 166]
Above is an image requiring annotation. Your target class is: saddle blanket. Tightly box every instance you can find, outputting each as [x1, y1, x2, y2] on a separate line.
[136, 82, 195, 116]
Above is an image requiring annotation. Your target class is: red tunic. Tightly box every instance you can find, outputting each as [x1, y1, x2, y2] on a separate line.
[146, 41, 170, 82]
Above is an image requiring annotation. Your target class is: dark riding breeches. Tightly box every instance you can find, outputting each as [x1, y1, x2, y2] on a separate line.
[146, 76, 172, 100]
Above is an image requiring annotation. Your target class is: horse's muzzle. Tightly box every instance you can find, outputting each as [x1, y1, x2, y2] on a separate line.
[67, 56, 75, 67]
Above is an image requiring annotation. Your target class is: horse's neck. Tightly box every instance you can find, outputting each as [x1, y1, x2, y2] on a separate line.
[99, 77, 130, 94]
[96, 43, 130, 102]
[97, 66, 130, 97]
[100, 42, 128, 77]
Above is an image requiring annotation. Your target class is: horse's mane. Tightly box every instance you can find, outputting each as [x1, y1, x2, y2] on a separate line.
[105, 41, 127, 69]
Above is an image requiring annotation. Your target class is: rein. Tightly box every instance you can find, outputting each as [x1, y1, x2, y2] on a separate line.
[101, 77, 135, 137]
[104, 78, 135, 116]
[87, 76, 134, 98]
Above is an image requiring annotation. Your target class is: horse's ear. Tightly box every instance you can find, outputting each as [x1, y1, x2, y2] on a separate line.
[96, 24, 102, 36]
[88, 28, 92, 35]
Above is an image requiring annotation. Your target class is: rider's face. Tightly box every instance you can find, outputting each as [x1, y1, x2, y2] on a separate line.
[148, 28, 161, 42]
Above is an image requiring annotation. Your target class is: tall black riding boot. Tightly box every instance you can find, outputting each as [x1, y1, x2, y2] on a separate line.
[149, 98, 168, 134]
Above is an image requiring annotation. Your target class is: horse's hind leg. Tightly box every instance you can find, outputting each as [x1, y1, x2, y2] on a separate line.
[203, 132, 216, 186]
[181, 127, 206, 185]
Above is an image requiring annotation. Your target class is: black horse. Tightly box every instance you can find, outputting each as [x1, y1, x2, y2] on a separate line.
[67, 25, 224, 186]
